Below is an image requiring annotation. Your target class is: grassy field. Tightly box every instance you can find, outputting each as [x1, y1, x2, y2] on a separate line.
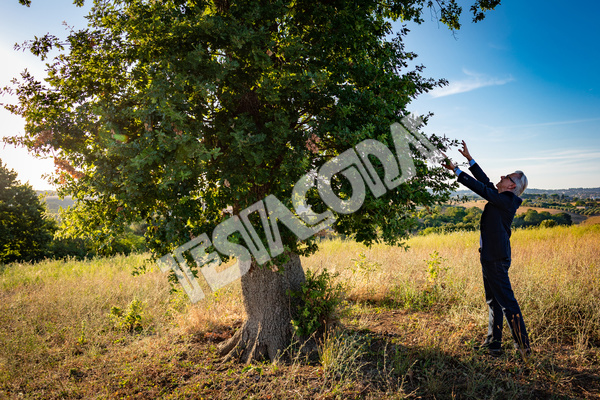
[1, 224, 600, 399]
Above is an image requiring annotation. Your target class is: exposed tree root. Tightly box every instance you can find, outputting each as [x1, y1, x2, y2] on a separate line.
[218, 253, 305, 363]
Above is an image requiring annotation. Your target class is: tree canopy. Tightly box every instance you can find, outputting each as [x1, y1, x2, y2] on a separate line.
[1, 0, 498, 258]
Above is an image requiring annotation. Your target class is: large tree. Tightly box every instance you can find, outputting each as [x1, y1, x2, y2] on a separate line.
[3, 0, 499, 362]
[0, 160, 56, 264]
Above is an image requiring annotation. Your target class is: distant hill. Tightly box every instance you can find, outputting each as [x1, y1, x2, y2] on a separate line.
[453, 187, 600, 199]
[36, 191, 75, 215]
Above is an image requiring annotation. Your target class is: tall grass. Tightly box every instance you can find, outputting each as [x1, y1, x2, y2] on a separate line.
[303, 224, 600, 348]
[1, 224, 599, 398]
[0, 254, 174, 396]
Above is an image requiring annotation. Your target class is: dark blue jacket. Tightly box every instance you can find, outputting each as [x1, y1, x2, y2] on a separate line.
[457, 163, 522, 262]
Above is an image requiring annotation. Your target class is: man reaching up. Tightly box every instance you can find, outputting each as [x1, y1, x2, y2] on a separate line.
[443, 141, 531, 358]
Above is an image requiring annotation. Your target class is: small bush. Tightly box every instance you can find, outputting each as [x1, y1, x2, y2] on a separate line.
[540, 219, 557, 228]
[289, 268, 347, 339]
[109, 298, 149, 334]
[47, 237, 94, 260]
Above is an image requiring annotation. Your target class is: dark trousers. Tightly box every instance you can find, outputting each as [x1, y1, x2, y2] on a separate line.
[481, 258, 530, 350]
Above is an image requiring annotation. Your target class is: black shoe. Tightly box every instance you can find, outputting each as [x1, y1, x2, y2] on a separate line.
[474, 341, 504, 357]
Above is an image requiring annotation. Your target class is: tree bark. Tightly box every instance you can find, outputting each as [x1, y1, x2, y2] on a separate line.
[218, 252, 305, 363]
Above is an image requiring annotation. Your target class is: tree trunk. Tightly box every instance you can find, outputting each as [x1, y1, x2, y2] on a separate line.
[218, 252, 305, 363]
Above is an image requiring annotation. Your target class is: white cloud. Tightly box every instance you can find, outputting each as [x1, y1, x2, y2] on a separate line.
[501, 117, 600, 129]
[429, 69, 514, 98]
[509, 149, 600, 165]
[499, 149, 600, 189]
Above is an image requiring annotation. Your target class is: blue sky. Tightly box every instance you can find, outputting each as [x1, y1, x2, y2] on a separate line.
[0, 1, 90, 191]
[1, 0, 599, 190]
[399, 1, 600, 190]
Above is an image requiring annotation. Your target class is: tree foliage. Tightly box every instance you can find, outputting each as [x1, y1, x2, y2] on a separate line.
[418, 205, 482, 234]
[0, 0, 502, 259]
[0, 160, 56, 263]
[513, 209, 572, 228]
[55, 200, 146, 256]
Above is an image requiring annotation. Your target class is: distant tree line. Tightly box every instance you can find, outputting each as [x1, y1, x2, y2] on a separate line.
[512, 209, 572, 228]
[521, 193, 600, 216]
[416, 206, 482, 235]
[416, 205, 572, 236]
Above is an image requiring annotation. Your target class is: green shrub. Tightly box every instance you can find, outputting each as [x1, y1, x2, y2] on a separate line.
[109, 298, 149, 334]
[540, 219, 557, 228]
[47, 237, 94, 260]
[289, 269, 347, 339]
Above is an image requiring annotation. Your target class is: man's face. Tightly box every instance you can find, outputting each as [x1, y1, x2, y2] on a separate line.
[496, 173, 517, 193]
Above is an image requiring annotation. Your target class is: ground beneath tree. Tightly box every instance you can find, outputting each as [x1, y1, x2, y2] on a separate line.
[4, 306, 599, 399]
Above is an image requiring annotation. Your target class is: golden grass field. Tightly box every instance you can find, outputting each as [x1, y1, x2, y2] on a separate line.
[1, 224, 600, 399]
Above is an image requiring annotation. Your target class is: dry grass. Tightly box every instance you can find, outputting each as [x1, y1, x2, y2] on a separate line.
[306, 225, 600, 346]
[582, 215, 600, 226]
[1, 224, 600, 399]
[0, 254, 176, 397]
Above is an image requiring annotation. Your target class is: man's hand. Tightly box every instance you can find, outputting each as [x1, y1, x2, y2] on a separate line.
[458, 140, 473, 161]
[441, 153, 456, 171]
